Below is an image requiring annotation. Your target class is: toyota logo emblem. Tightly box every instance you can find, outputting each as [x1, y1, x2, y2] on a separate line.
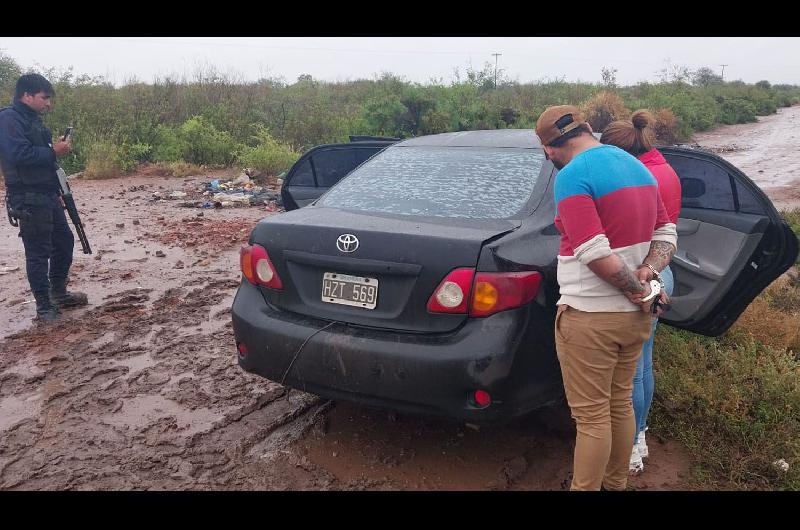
[336, 234, 359, 253]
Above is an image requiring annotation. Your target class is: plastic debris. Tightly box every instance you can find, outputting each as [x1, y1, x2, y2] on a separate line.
[773, 459, 790, 473]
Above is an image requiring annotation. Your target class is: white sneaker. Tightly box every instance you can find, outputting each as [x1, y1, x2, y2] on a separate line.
[636, 429, 649, 459]
[629, 445, 644, 474]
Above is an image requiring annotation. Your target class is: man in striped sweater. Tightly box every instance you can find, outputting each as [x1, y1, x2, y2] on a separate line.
[535, 105, 677, 491]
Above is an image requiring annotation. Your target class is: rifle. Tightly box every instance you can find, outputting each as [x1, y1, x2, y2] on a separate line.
[56, 166, 92, 254]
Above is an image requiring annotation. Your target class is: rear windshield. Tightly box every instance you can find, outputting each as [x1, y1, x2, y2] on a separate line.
[317, 146, 545, 219]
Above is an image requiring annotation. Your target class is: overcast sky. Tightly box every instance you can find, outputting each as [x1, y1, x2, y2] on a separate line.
[2, 37, 800, 87]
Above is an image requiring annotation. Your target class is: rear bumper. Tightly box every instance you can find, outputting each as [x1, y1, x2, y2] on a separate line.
[232, 279, 562, 422]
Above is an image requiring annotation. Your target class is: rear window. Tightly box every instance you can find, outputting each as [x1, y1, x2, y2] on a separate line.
[317, 146, 545, 219]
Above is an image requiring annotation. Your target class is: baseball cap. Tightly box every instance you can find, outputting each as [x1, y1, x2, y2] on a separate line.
[535, 105, 587, 146]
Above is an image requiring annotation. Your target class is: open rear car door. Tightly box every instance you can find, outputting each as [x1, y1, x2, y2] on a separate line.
[658, 147, 799, 336]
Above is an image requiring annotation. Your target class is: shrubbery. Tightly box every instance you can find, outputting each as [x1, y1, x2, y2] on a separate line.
[581, 91, 629, 133]
[236, 126, 299, 176]
[83, 141, 133, 179]
[82, 139, 151, 179]
[1, 54, 798, 176]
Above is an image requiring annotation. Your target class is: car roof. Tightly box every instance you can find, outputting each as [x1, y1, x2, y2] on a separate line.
[397, 129, 542, 149]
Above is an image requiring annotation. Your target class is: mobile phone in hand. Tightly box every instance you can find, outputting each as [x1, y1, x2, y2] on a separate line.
[62, 126, 74, 141]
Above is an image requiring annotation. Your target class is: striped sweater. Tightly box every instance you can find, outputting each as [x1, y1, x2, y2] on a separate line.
[554, 144, 678, 312]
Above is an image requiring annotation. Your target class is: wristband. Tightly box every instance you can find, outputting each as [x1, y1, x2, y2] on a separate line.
[640, 279, 661, 303]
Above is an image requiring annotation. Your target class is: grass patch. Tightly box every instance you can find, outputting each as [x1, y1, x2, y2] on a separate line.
[83, 141, 136, 179]
[782, 208, 800, 265]
[652, 264, 800, 489]
[155, 161, 205, 178]
[652, 210, 800, 489]
[652, 326, 800, 490]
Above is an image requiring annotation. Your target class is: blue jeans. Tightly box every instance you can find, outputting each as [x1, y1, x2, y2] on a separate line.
[632, 265, 674, 438]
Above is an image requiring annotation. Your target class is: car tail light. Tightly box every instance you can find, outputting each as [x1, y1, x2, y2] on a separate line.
[473, 390, 492, 408]
[469, 271, 541, 317]
[236, 342, 248, 358]
[240, 243, 283, 290]
[427, 268, 475, 313]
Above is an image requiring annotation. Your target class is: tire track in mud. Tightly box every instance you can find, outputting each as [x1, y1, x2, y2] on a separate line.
[0, 277, 327, 490]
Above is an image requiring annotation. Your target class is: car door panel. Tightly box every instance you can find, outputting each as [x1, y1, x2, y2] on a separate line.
[679, 207, 769, 234]
[659, 147, 798, 335]
[668, 220, 763, 322]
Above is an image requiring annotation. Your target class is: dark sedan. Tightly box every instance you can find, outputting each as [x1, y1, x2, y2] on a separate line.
[232, 129, 799, 423]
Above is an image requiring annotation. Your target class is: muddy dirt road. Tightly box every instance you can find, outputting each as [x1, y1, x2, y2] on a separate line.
[4, 103, 797, 491]
[693, 104, 800, 211]
[0, 169, 692, 490]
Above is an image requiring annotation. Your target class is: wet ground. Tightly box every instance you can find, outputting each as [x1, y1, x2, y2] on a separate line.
[3, 104, 797, 491]
[692, 104, 800, 211]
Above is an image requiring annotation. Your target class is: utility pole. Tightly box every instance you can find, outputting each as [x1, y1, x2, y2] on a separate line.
[492, 53, 502, 88]
[720, 64, 728, 82]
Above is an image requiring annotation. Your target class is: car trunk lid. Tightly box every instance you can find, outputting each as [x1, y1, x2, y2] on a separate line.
[250, 207, 520, 332]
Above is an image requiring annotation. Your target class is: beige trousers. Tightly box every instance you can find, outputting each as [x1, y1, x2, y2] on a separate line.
[555, 304, 653, 491]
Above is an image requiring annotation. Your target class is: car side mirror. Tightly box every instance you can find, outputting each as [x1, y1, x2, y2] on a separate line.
[681, 178, 706, 199]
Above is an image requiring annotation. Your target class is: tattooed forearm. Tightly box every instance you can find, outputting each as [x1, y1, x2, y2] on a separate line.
[586, 254, 647, 295]
[609, 266, 646, 294]
[642, 241, 676, 272]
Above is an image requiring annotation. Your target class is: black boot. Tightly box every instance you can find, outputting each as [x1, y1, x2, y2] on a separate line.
[49, 281, 89, 309]
[34, 291, 61, 322]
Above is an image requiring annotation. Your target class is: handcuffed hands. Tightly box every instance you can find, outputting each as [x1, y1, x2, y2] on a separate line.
[624, 278, 670, 316]
[635, 265, 654, 283]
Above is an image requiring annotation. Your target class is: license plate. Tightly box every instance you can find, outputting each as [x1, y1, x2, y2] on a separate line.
[321, 272, 378, 309]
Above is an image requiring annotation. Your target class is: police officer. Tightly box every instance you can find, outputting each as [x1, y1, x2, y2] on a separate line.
[0, 73, 88, 322]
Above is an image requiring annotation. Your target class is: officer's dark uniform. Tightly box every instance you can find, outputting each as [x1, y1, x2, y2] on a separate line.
[0, 100, 86, 320]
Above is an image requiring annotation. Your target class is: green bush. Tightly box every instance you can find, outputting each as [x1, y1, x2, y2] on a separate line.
[150, 117, 240, 166]
[179, 116, 239, 166]
[236, 126, 299, 176]
[151, 125, 187, 162]
[718, 98, 758, 124]
[83, 140, 139, 179]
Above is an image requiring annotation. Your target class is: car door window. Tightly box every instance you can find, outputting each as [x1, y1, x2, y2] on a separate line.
[665, 155, 735, 211]
[735, 179, 767, 215]
[312, 148, 378, 188]
[288, 158, 315, 187]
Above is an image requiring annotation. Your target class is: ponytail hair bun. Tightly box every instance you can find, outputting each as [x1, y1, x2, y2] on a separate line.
[631, 109, 653, 130]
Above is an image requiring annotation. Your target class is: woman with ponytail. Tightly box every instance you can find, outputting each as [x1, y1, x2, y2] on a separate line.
[600, 110, 682, 475]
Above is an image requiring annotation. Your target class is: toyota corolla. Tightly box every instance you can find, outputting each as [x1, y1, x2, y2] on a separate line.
[231, 129, 798, 423]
